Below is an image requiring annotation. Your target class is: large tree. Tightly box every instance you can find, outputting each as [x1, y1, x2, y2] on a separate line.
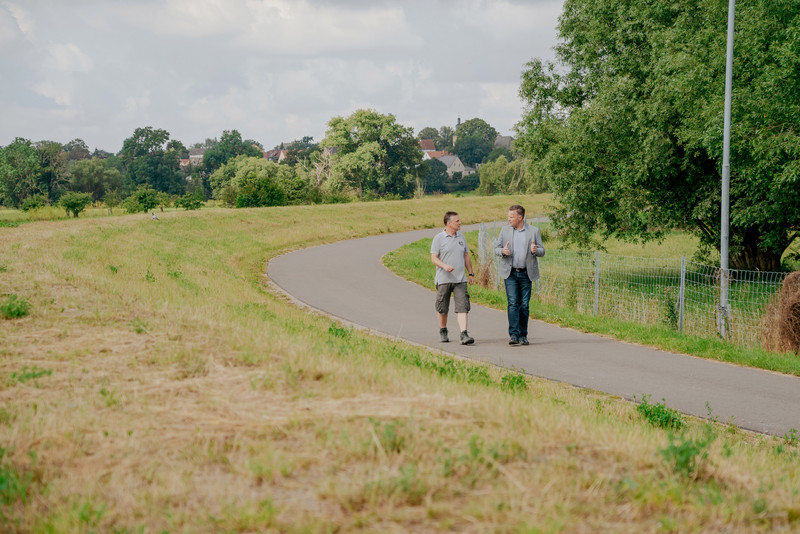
[0, 138, 42, 208]
[202, 130, 262, 173]
[516, 0, 800, 271]
[70, 159, 123, 201]
[120, 127, 185, 195]
[321, 109, 421, 198]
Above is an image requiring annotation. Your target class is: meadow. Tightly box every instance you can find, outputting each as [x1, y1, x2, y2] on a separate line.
[1, 195, 799, 532]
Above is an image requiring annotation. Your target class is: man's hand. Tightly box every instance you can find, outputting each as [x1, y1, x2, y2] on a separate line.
[502, 241, 511, 256]
[443, 264, 454, 272]
[530, 242, 537, 254]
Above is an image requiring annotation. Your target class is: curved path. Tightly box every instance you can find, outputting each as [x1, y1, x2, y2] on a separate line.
[269, 226, 800, 437]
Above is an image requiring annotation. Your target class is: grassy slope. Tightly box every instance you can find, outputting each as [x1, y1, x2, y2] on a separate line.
[0, 195, 798, 532]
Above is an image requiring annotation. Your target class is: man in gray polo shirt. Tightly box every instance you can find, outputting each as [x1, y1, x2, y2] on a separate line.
[430, 211, 475, 345]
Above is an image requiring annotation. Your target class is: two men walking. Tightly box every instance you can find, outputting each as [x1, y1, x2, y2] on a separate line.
[431, 205, 544, 346]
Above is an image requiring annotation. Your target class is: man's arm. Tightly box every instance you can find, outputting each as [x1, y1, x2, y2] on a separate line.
[530, 227, 545, 257]
[431, 253, 454, 272]
[493, 229, 507, 257]
[464, 251, 474, 284]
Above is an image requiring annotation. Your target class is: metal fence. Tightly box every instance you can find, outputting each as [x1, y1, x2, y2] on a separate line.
[476, 220, 790, 350]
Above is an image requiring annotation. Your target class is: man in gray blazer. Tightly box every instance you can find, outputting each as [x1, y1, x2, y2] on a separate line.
[493, 204, 545, 345]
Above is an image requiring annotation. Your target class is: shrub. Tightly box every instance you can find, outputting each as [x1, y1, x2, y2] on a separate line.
[636, 395, 684, 431]
[20, 194, 47, 212]
[59, 191, 94, 218]
[1, 294, 30, 319]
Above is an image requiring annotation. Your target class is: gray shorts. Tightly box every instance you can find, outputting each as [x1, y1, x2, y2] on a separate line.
[435, 282, 470, 315]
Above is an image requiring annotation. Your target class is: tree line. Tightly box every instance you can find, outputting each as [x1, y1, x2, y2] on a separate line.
[0, 112, 535, 217]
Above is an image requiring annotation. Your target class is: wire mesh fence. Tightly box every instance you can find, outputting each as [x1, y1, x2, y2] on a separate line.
[476, 220, 791, 350]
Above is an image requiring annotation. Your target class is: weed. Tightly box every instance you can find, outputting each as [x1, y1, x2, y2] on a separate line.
[0, 448, 37, 524]
[129, 317, 148, 334]
[784, 428, 799, 447]
[144, 267, 155, 282]
[328, 323, 351, 339]
[1, 294, 30, 319]
[501, 372, 528, 393]
[636, 395, 684, 431]
[0, 264, 6, 272]
[10, 366, 52, 385]
[660, 426, 716, 478]
[371, 419, 407, 453]
[661, 287, 679, 329]
[108, 264, 119, 274]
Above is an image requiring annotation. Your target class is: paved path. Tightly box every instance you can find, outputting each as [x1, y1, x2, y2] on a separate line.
[268, 226, 800, 437]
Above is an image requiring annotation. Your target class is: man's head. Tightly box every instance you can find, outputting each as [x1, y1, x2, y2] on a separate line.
[444, 211, 461, 233]
[508, 205, 525, 229]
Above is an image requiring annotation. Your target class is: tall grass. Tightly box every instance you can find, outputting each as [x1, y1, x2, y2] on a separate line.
[1, 196, 799, 531]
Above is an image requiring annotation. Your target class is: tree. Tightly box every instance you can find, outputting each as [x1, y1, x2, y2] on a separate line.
[437, 126, 455, 150]
[209, 155, 304, 208]
[60, 191, 93, 218]
[124, 186, 160, 213]
[202, 130, 262, 174]
[63, 139, 91, 161]
[453, 134, 494, 167]
[321, 109, 421, 198]
[420, 159, 448, 193]
[0, 138, 42, 208]
[70, 159, 123, 201]
[417, 127, 439, 141]
[456, 118, 498, 146]
[34, 141, 68, 202]
[120, 127, 185, 195]
[516, 0, 800, 271]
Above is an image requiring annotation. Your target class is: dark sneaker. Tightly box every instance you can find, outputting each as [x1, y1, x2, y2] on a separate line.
[460, 330, 474, 345]
[440, 328, 449, 342]
[508, 337, 519, 345]
[520, 336, 530, 345]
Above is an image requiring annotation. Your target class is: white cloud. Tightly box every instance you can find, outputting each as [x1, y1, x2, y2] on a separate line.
[125, 93, 151, 114]
[45, 43, 92, 73]
[2, 1, 34, 39]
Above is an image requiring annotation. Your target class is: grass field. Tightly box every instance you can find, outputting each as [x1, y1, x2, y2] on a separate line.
[2, 195, 800, 532]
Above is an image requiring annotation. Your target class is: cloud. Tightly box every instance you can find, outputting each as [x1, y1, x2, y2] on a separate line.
[45, 43, 92, 73]
[2, 1, 34, 39]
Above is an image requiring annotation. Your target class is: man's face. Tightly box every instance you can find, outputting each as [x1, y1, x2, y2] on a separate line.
[508, 210, 523, 229]
[447, 215, 461, 231]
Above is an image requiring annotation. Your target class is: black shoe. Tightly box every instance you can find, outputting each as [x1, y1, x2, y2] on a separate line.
[440, 328, 449, 343]
[520, 336, 530, 345]
[508, 337, 519, 345]
[460, 330, 474, 345]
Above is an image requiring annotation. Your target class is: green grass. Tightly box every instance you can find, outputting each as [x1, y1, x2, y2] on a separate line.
[384, 234, 800, 376]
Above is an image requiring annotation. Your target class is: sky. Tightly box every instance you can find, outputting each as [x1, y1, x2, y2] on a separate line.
[0, 0, 564, 153]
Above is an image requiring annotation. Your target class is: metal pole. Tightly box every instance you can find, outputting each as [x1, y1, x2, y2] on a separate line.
[593, 251, 600, 316]
[678, 257, 686, 332]
[719, 0, 735, 339]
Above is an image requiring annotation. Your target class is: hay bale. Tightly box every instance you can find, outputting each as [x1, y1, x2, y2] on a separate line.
[763, 272, 800, 354]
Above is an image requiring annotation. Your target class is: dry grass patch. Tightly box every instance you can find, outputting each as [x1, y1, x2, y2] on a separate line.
[1, 196, 799, 532]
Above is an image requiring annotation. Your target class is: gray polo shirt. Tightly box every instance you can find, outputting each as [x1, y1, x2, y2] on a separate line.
[431, 229, 469, 285]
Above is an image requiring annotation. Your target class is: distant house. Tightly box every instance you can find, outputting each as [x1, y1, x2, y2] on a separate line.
[437, 155, 469, 178]
[264, 149, 287, 162]
[419, 139, 436, 152]
[180, 148, 206, 168]
[422, 150, 452, 161]
[322, 146, 339, 157]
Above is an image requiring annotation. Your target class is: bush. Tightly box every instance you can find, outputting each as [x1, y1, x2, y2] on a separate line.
[636, 395, 684, 430]
[20, 195, 47, 212]
[124, 186, 159, 213]
[175, 189, 204, 210]
[1, 294, 30, 319]
[59, 191, 94, 218]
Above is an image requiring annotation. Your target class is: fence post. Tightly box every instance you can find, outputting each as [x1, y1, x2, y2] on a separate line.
[678, 257, 686, 332]
[594, 251, 600, 316]
[478, 223, 485, 265]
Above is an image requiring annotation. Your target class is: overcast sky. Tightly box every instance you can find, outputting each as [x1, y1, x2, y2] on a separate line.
[1, 0, 563, 153]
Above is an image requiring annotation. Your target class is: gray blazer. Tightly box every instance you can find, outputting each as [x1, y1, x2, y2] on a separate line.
[493, 223, 545, 281]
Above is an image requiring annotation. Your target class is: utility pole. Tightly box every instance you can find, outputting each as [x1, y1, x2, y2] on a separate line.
[719, 0, 735, 339]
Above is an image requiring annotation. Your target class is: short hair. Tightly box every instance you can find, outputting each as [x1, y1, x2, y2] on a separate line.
[443, 211, 458, 225]
[509, 204, 525, 218]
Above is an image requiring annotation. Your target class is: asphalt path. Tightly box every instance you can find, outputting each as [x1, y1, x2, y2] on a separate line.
[268, 225, 800, 437]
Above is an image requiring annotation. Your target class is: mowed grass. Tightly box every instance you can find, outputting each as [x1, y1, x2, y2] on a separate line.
[0, 195, 798, 532]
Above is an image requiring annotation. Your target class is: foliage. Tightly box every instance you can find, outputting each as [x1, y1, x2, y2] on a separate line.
[417, 126, 455, 151]
[20, 194, 48, 212]
[636, 395, 685, 431]
[419, 159, 448, 193]
[660, 426, 716, 478]
[202, 129, 263, 174]
[175, 189, 205, 210]
[453, 134, 494, 167]
[210, 156, 297, 208]
[1, 294, 30, 319]
[70, 159, 123, 201]
[59, 191, 94, 218]
[120, 126, 185, 195]
[516, 0, 800, 271]
[34, 141, 68, 202]
[321, 109, 421, 198]
[477, 156, 535, 195]
[456, 118, 498, 146]
[0, 138, 42, 208]
[123, 186, 160, 213]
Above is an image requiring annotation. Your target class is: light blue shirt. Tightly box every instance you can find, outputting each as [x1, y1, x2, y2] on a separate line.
[512, 227, 527, 269]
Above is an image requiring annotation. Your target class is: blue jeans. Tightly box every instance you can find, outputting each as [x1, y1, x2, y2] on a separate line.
[504, 270, 532, 338]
